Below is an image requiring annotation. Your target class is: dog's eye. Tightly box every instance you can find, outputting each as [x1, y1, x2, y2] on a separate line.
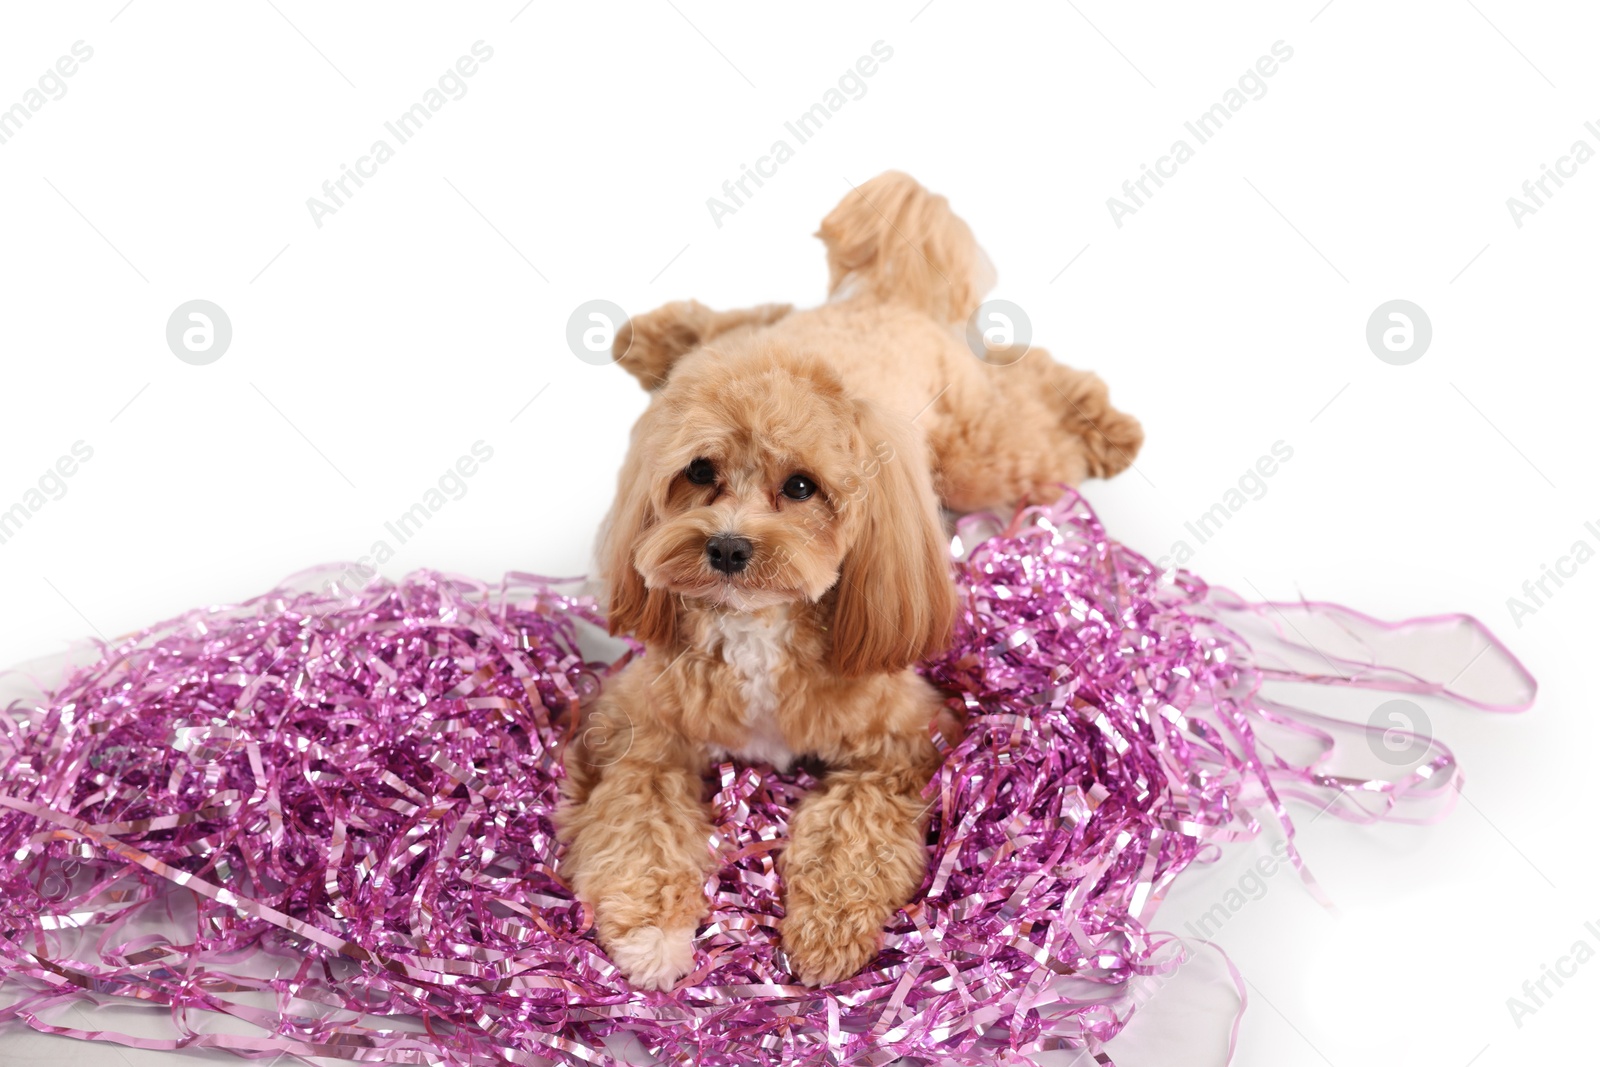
[686, 458, 716, 485]
[781, 474, 817, 501]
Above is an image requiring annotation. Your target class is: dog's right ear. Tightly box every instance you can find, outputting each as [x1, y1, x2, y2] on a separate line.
[597, 412, 678, 645]
[614, 300, 791, 390]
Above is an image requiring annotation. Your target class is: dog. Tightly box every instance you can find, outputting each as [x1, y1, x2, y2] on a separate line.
[555, 171, 1142, 990]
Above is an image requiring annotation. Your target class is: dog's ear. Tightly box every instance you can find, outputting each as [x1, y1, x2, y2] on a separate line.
[614, 300, 791, 390]
[828, 401, 957, 676]
[597, 412, 678, 645]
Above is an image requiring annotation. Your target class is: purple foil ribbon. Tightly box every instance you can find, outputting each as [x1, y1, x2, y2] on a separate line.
[0, 489, 1535, 1066]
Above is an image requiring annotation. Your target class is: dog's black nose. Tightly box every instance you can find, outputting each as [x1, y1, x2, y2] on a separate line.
[706, 533, 753, 574]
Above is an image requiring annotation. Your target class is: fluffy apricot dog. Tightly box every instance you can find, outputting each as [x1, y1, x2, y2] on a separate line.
[556, 171, 1142, 989]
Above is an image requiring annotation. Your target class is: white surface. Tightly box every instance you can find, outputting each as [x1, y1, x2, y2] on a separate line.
[1, 2, 1596, 1064]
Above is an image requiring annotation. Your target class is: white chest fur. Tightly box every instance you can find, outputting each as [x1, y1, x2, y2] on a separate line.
[702, 610, 797, 770]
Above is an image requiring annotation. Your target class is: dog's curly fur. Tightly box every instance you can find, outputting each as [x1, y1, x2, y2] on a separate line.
[555, 172, 1142, 990]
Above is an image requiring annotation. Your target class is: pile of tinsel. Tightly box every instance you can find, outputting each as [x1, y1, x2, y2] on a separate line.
[0, 490, 1534, 1065]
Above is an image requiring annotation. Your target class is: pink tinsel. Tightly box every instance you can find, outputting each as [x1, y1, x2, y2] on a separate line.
[0, 490, 1534, 1065]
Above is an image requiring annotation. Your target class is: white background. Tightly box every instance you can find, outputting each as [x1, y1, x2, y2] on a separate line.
[2, 2, 1596, 1064]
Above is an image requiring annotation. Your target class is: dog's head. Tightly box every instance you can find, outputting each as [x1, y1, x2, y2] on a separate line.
[599, 344, 955, 676]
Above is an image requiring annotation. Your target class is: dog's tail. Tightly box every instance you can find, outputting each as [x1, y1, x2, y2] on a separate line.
[816, 171, 995, 325]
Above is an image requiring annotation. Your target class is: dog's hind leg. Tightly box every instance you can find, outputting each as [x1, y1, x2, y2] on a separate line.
[928, 345, 1144, 511]
[817, 170, 995, 326]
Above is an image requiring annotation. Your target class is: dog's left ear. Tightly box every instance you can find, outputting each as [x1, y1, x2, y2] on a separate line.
[828, 401, 957, 676]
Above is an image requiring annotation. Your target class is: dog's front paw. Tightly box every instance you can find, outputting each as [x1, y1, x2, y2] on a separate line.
[780, 900, 883, 986]
[605, 923, 697, 991]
